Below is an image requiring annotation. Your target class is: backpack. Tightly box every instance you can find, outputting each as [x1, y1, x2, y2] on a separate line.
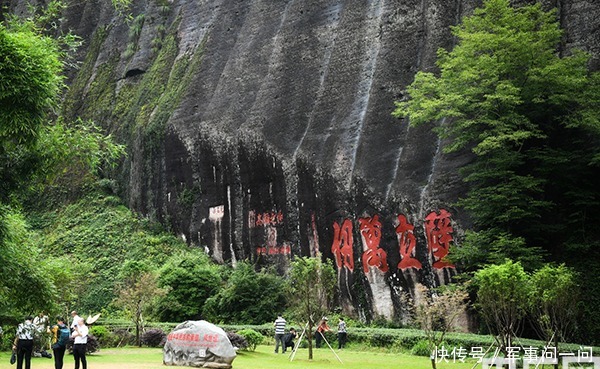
[56, 325, 70, 348]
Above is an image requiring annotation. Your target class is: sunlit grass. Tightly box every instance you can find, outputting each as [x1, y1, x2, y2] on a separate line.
[0, 345, 478, 369]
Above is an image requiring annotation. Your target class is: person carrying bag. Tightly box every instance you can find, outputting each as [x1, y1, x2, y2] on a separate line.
[13, 316, 35, 369]
[10, 349, 16, 365]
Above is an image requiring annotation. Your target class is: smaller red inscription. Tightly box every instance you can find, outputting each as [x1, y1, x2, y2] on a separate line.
[254, 211, 284, 227]
[167, 333, 200, 342]
[203, 334, 219, 343]
[255, 244, 292, 256]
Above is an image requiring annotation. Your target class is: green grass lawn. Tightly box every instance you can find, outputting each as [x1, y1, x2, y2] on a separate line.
[0, 345, 479, 369]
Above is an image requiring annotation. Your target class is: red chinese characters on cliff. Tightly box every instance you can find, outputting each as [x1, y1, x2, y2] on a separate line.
[424, 209, 455, 269]
[331, 219, 354, 272]
[331, 210, 455, 274]
[253, 211, 284, 227]
[359, 215, 389, 274]
[250, 210, 291, 256]
[395, 214, 422, 270]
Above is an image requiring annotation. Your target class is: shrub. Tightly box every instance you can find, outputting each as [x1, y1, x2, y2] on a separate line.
[203, 263, 286, 324]
[370, 332, 396, 347]
[411, 339, 433, 357]
[1, 326, 15, 351]
[112, 328, 135, 347]
[89, 326, 114, 347]
[226, 332, 248, 351]
[141, 328, 166, 347]
[155, 252, 222, 322]
[86, 334, 100, 353]
[236, 329, 263, 351]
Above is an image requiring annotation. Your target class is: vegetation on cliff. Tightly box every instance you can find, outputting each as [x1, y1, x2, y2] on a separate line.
[395, 0, 600, 344]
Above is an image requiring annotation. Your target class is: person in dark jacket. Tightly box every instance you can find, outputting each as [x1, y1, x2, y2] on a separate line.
[50, 316, 69, 369]
[282, 327, 297, 353]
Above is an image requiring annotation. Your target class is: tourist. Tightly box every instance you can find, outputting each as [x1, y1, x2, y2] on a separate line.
[315, 317, 331, 348]
[71, 317, 88, 369]
[13, 316, 35, 369]
[273, 314, 286, 353]
[337, 317, 347, 349]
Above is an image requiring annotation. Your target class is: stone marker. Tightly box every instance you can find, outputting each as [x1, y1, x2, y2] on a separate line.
[163, 320, 236, 368]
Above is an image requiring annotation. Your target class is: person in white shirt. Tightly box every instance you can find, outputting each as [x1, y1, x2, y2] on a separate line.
[33, 312, 50, 351]
[71, 318, 88, 369]
[33, 312, 49, 331]
[13, 316, 35, 369]
[70, 311, 81, 331]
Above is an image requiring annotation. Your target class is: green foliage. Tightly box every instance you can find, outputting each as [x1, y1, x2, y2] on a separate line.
[35, 190, 188, 313]
[393, 0, 600, 274]
[24, 118, 127, 202]
[203, 262, 287, 325]
[413, 283, 469, 365]
[176, 185, 201, 209]
[0, 23, 63, 148]
[473, 260, 533, 352]
[288, 257, 336, 325]
[113, 264, 165, 346]
[411, 339, 433, 357]
[89, 325, 121, 348]
[530, 264, 579, 344]
[119, 260, 152, 281]
[0, 6, 126, 327]
[155, 0, 171, 16]
[237, 328, 264, 351]
[0, 23, 64, 222]
[111, 0, 133, 21]
[564, 243, 600, 345]
[154, 251, 222, 322]
[287, 257, 336, 359]
[0, 209, 58, 319]
[450, 229, 544, 272]
[124, 14, 145, 59]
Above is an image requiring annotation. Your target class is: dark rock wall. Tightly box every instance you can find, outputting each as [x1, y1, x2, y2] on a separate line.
[7, 0, 599, 321]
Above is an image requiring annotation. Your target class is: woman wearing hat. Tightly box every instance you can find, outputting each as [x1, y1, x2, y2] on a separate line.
[315, 317, 331, 348]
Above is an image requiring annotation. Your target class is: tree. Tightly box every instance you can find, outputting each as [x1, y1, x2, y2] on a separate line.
[155, 252, 222, 322]
[0, 21, 64, 242]
[0, 210, 58, 319]
[393, 0, 600, 271]
[113, 260, 166, 347]
[0, 3, 124, 323]
[473, 260, 532, 355]
[413, 283, 469, 369]
[30, 119, 126, 200]
[287, 257, 336, 360]
[530, 264, 579, 355]
[203, 262, 287, 324]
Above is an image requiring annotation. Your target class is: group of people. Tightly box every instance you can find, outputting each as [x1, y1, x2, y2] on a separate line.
[314, 316, 347, 350]
[273, 315, 296, 353]
[273, 314, 348, 354]
[12, 310, 89, 369]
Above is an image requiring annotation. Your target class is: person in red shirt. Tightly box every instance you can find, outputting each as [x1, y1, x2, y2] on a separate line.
[314, 317, 331, 348]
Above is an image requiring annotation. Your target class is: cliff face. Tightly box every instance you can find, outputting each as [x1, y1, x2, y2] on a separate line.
[7, 0, 599, 321]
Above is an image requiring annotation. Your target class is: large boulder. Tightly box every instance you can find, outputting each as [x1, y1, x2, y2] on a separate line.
[163, 320, 236, 368]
